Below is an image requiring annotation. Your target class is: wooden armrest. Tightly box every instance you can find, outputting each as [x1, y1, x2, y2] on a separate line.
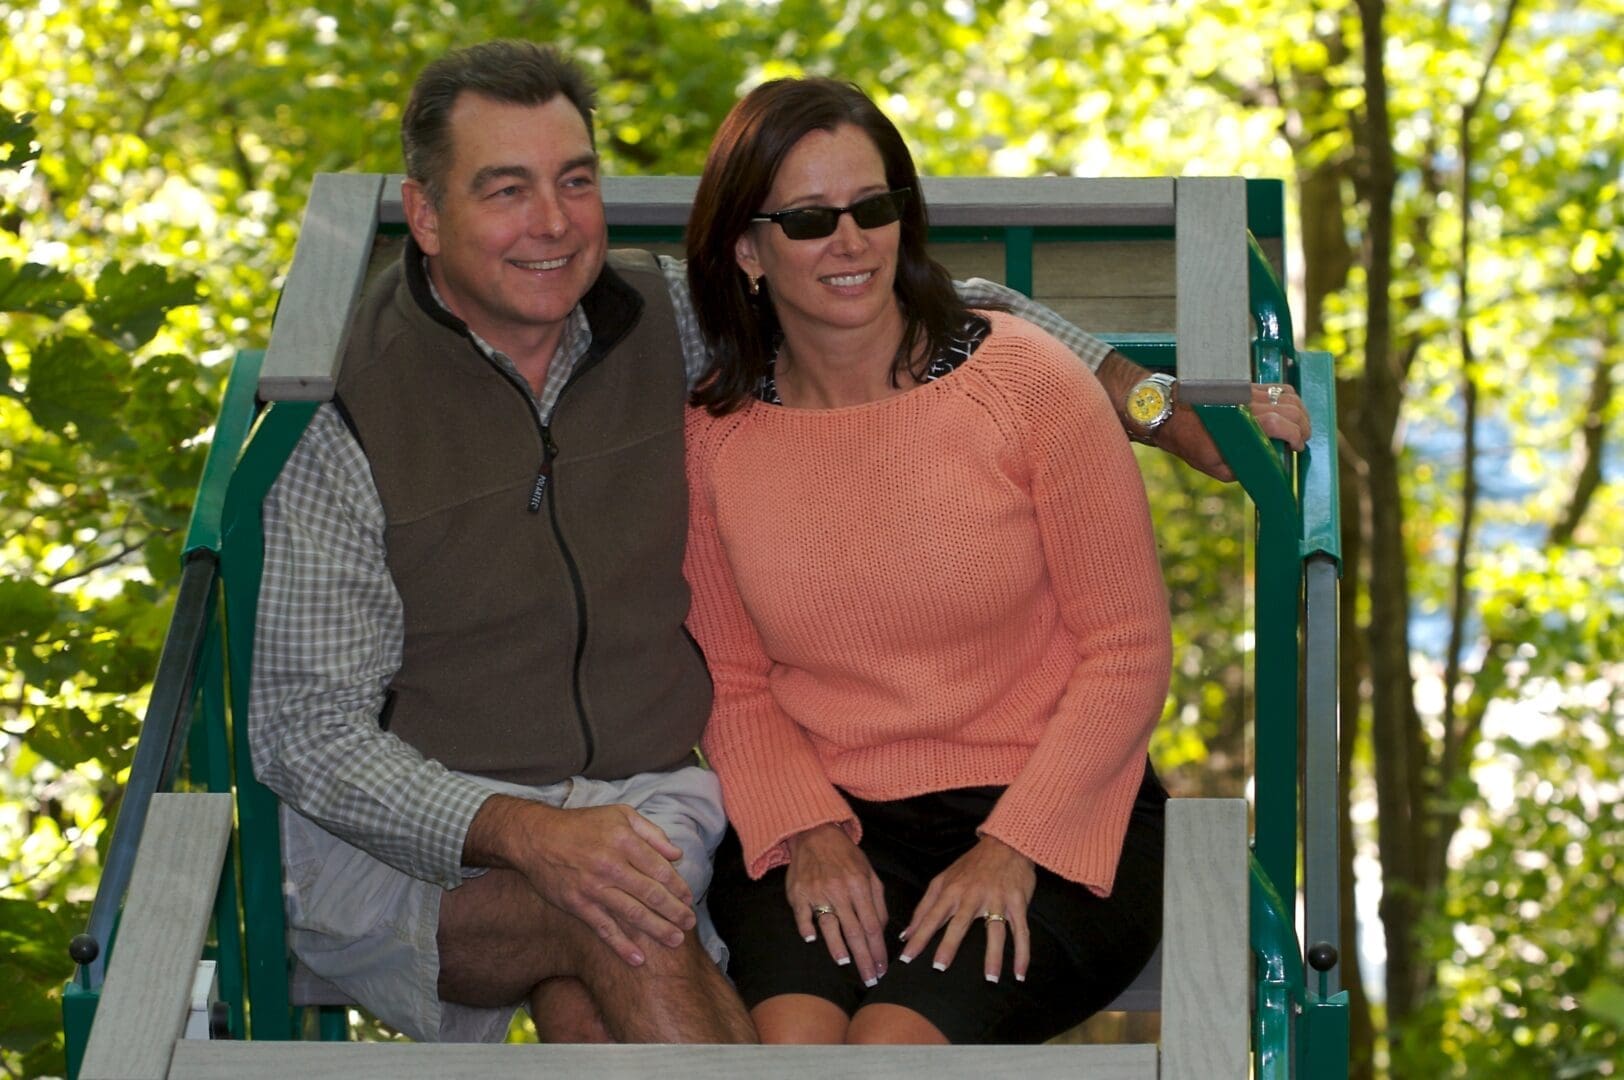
[1161, 797, 1250, 1078]
[80, 793, 233, 1080]
[259, 173, 385, 403]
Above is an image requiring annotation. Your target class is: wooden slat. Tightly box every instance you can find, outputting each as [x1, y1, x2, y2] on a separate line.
[926, 242, 1009, 284]
[80, 794, 233, 1080]
[1160, 798, 1249, 1080]
[259, 173, 385, 402]
[169, 1040, 1158, 1079]
[1036, 242, 1174, 299]
[921, 178, 1176, 227]
[1173, 179, 1252, 403]
[1034, 297, 1175, 335]
[378, 174, 1179, 230]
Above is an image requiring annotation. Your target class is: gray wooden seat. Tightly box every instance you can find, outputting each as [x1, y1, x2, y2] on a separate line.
[80, 794, 1246, 1079]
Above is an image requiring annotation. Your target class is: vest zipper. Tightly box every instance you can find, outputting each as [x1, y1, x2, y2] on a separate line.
[529, 429, 555, 512]
[538, 424, 595, 769]
[486, 357, 597, 772]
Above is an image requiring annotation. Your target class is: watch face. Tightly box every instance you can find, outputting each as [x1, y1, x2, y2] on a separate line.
[1128, 382, 1170, 425]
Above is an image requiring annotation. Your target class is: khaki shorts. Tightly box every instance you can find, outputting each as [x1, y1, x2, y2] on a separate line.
[281, 765, 729, 1042]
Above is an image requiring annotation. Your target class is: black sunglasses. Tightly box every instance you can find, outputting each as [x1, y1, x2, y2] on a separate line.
[749, 188, 912, 241]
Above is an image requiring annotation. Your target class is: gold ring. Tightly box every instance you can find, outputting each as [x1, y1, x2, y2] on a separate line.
[982, 912, 1007, 923]
[1267, 384, 1283, 405]
[812, 904, 836, 918]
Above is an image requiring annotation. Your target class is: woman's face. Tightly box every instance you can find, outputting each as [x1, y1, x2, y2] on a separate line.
[734, 123, 902, 344]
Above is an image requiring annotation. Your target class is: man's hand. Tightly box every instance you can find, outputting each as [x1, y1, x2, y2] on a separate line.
[463, 794, 696, 966]
[1096, 352, 1312, 482]
[1155, 384, 1311, 481]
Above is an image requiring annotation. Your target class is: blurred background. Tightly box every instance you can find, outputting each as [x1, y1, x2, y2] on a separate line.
[1, 1, 1619, 1076]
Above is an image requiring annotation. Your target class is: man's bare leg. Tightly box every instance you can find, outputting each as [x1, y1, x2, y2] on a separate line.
[437, 865, 756, 1043]
[531, 978, 612, 1043]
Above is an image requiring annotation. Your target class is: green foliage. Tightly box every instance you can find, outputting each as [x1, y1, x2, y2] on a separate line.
[0, 898, 90, 1079]
[1400, 703, 1622, 1076]
[0, 105, 208, 1077]
[1, 2, 1619, 1076]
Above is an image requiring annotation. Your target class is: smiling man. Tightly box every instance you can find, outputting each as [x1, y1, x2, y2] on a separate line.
[248, 39, 1308, 1047]
[251, 42, 753, 1044]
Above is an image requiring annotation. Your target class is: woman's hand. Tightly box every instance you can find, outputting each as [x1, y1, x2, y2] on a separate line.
[784, 823, 890, 986]
[899, 835, 1036, 983]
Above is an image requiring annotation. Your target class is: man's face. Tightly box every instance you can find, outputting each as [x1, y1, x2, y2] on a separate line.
[403, 93, 608, 355]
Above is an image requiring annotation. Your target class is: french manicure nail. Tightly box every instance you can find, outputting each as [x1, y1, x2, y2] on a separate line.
[932, 961, 947, 972]
[837, 956, 852, 966]
[803, 934, 816, 943]
[898, 953, 913, 964]
[863, 977, 878, 988]
[1016, 973, 1026, 982]
[986, 973, 999, 983]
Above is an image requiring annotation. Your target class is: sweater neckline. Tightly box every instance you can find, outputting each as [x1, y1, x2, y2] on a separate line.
[754, 312, 995, 418]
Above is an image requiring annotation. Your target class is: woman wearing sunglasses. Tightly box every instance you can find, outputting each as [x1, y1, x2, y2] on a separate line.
[681, 77, 1171, 1045]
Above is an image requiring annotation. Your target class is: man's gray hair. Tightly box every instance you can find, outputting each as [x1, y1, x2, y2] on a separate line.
[402, 40, 597, 206]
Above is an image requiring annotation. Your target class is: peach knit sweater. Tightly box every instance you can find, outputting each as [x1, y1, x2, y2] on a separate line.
[683, 312, 1171, 894]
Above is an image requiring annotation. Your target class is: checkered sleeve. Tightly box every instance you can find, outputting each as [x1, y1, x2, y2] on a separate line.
[659, 254, 715, 393]
[956, 278, 1114, 372]
[659, 254, 1115, 385]
[247, 405, 493, 890]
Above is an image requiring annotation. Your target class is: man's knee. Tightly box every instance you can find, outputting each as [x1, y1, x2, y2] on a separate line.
[531, 977, 613, 1043]
[594, 927, 717, 991]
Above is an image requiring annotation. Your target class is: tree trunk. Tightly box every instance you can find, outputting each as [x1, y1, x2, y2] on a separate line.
[1353, 0, 1429, 1027]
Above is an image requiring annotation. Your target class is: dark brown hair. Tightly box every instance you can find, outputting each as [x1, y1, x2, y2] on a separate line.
[686, 78, 971, 413]
[402, 41, 597, 206]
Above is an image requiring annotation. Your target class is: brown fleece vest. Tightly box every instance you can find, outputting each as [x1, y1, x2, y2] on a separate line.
[334, 246, 711, 784]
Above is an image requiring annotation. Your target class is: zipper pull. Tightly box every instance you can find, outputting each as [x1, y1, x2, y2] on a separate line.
[529, 426, 559, 513]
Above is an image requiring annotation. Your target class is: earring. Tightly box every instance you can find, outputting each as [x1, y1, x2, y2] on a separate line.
[748, 274, 761, 296]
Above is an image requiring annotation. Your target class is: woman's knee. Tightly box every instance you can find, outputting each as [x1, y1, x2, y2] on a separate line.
[752, 993, 850, 1044]
[847, 1002, 949, 1044]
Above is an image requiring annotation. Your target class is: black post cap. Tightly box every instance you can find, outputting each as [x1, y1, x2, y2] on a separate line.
[68, 934, 100, 966]
[1307, 942, 1338, 971]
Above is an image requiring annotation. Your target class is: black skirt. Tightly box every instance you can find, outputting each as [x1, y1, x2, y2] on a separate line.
[707, 759, 1167, 1043]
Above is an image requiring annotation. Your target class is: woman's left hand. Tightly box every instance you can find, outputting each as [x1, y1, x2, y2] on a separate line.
[899, 835, 1037, 983]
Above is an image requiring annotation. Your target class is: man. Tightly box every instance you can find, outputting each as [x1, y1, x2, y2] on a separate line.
[249, 40, 1308, 1046]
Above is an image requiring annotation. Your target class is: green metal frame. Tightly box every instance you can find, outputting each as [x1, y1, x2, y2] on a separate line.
[63, 176, 1347, 1077]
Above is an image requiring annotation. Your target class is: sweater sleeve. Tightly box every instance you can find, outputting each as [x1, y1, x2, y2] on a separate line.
[683, 412, 860, 878]
[975, 324, 1172, 893]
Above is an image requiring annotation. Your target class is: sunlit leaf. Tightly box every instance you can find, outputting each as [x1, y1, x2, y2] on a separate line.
[85, 264, 200, 350]
[0, 259, 86, 319]
[0, 110, 38, 170]
[20, 335, 131, 446]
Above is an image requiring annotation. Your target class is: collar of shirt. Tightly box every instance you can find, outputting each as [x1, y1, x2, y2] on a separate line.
[421, 256, 592, 422]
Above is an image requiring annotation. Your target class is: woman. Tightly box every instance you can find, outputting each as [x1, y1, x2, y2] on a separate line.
[682, 77, 1172, 1045]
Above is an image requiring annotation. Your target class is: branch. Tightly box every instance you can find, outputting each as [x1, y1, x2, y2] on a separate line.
[1549, 344, 1614, 547]
[43, 534, 150, 588]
